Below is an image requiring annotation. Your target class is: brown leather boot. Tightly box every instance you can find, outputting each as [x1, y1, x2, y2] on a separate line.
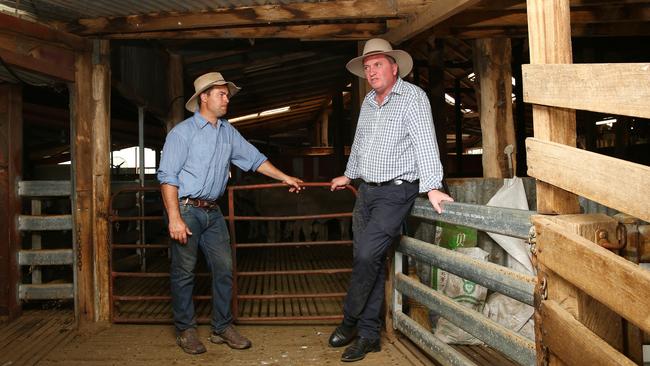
[210, 325, 252, 349]
[176, 328, 207, 354]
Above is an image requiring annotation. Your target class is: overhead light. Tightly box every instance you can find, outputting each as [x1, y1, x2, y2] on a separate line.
[229, 113, 258, 123]
[230, 106, 291, 123]
[259, 106, 290, 116]
[595, 118, 617, 127]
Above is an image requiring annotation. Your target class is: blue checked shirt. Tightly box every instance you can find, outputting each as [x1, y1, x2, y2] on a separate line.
[157, 112, 267, 201]
[344, 78, 444, 193]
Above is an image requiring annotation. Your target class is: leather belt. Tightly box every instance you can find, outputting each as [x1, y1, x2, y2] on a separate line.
[364, 179, 419, 187]
[180, 197, 219, 209]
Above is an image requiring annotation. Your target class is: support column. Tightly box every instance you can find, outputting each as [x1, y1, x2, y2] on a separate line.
[473, 38, 516, 178]
[512, 40, 528, 177]
[166, 53, 184, 132]
[526, 0, 580, 214]
[332, 91, 344, 173]
[428, 38, 447, 170]
[71, 40, 111, 323]
[454, 78, 463, 175]
[0, 84, 22, 320]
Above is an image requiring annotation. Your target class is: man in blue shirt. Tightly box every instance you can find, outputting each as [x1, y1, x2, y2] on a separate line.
[158, 72, 302, 355]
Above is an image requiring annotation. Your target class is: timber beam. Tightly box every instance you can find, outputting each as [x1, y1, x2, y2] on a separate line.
[65, 0, 398, 36]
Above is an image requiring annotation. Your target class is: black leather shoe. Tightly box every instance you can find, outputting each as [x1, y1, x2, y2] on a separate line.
[341, 337, 381, 362]
[328, 325, 357, 347]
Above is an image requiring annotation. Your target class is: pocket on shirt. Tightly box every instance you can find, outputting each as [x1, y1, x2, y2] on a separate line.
[216, 143, 233, 168]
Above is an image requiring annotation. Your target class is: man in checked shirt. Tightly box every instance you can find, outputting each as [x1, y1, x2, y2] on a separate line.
[329, 38, 454, 362]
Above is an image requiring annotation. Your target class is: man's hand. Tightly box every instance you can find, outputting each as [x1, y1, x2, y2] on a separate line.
[283, 176, 304, 193]
[168, 217, 193, 245]
[427, 189, 454, 214]
[330, 176, 351, 191]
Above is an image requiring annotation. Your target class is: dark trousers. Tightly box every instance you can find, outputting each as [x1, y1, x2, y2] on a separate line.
[342, 181, 419, 339]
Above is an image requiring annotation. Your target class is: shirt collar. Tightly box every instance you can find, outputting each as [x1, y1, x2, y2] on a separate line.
[192, 112, 223, 129]
[366, 77, 405, 106]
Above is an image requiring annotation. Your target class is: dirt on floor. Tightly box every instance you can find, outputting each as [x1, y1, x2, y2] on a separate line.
[38, 324, 417, 366]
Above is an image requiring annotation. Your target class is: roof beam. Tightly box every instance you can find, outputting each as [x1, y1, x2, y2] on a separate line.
[433, 4, 650, 32]
[442, 21, 650, 38]
[66, 0, 398, 36]
[384, 0, 481, 44]
[0, 32, 75, 82]
[102, 23, 386, 41]
[0, 12, 88, 50]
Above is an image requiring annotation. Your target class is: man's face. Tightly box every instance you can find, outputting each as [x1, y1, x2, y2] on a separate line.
[363, 54, 398, 95]
[200, 85, 230, 118]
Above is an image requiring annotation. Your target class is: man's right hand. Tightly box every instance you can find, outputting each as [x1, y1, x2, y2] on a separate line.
[168, 217, 192, 245]
[330, 175, 351, 191]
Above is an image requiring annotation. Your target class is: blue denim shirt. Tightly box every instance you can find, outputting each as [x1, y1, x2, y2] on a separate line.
[157, 112, 267, 201]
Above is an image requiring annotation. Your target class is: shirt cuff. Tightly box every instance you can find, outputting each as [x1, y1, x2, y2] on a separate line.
[157, 174, 180, 187]
[251, 155, 268, 172]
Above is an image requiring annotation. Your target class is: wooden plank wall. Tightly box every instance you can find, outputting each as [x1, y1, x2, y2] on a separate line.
[525, 0, 650, 365]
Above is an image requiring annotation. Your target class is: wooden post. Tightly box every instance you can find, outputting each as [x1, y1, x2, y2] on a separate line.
[428, 38, 447, 169]
[473, 38, 516, 178]
[166, 53, 184, 132]
[512, 40, 528, 177]
[351, 40, 371, 136]
[526, 0, 580, 214]
[71, 40, 111, 323]
[454, 78, 463, 175]
[92, 40, 111, 322]
[332, 91, 344, 173]
[0, 84, 22, 320]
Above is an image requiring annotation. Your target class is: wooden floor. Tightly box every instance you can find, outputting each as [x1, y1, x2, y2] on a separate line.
[37, 324, 416, 366]
[0, 309, 75, 366]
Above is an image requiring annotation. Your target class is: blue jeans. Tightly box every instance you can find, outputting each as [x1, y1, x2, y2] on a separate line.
[169, 204, 233, 333]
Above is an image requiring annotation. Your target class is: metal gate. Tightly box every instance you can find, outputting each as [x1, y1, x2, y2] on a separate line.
[109, 182, 356, 323]
[17, 181, 75, 305]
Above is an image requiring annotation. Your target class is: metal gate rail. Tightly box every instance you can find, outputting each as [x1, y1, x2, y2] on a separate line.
[109, 182, 356, 323]
[109, 186, 170, 323]
[227, 182, 356, 322]
[16, 180, 75, 302]
[394, 197, 537, 366]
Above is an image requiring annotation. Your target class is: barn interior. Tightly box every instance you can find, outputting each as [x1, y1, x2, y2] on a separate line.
[1, 1, 649, 365]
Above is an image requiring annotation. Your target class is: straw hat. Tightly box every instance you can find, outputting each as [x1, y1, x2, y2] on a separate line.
[346, 38, 413, 79]
[185, 72, 241, 113]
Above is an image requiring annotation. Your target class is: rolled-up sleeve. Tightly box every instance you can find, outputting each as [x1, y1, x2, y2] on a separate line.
[230, 127, 267, 172]
[157, 131, 188, 187]
[406, 94, 443, 193]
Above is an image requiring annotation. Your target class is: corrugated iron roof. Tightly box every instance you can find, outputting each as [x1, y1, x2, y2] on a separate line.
[0, 0, 322, 22]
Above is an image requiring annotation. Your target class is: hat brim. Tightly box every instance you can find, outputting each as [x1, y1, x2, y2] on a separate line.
[184, 81, 241, 113]
[346, 50, 413, 79]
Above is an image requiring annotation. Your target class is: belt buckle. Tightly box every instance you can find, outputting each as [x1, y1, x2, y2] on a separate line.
[393, 179, 403, 186]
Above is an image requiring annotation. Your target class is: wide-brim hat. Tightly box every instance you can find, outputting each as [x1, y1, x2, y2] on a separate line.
[346, 38, 413, 79]
[185, 72, 241, 113]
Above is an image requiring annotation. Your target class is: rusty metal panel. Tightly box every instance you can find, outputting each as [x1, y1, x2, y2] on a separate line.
[18, 180, 71, 197]
[18, 249, 73, 265]
[398, 236, 536, 306]
[394, 311, 479, 366]
[19, 283, 74, 300]
[395, 273, 536, 366]
[18, 214, 72, 231]
[410, 198, 535, 240]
